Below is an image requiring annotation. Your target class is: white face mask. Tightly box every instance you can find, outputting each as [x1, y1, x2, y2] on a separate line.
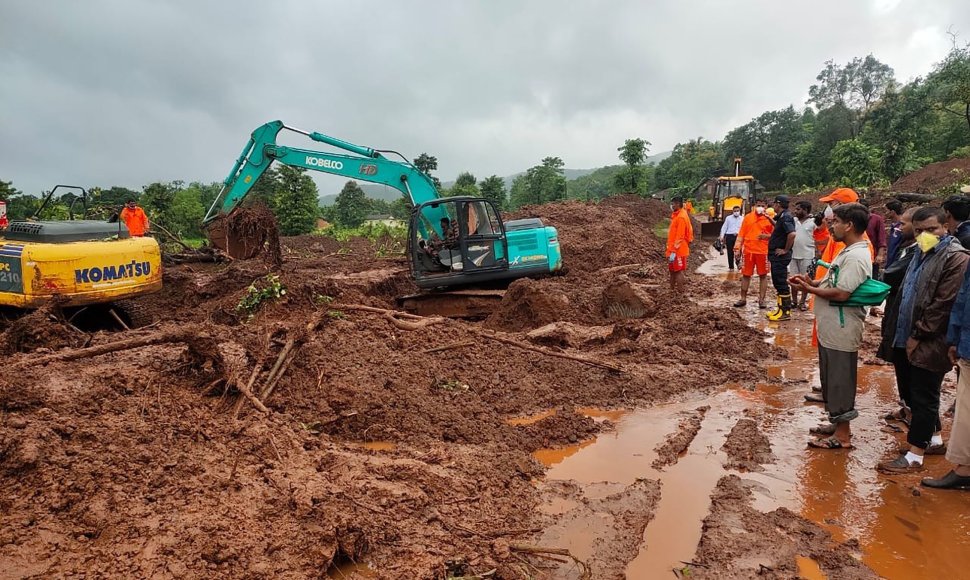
[824, 205, 834, 219]
[755, 206, 765, 215]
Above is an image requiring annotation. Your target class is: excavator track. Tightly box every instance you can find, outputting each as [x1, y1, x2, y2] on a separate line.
[397, 289, 506, 319]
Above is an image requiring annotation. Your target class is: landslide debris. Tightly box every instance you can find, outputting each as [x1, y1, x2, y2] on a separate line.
[0, 195, 782, 578]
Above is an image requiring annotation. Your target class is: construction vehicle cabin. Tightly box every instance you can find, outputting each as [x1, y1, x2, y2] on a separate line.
[698, 158, 762, 239]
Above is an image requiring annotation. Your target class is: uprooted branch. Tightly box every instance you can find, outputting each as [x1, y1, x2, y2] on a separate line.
[510, 544, 591, 580]
[340, 303, 626, 374]
[12, 326, 204, 369]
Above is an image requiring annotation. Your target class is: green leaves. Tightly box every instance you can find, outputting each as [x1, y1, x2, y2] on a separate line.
[333, 180, 369, 228]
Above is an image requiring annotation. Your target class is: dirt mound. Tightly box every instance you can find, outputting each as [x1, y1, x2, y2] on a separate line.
[721, 417, 775, 472]
[689, 475, 876, 579]
[0, 304, 82, 355]
[891, 156, 970, 195]
[653, 406, 709, 470]
[509, 195, 670, 274]
[515, 408, 604, 451]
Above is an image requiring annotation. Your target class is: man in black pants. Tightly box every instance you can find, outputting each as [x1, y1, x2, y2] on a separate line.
[766, 195, 796, 321]
[878, 207, 970, 474]
[719, 205, 744, 271]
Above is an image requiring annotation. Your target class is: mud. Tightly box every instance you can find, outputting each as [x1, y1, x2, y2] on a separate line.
[652, 406, 709, 470]
[0, 303, 82, 355]
[891, 155, 970, 194]
[688, 475, 876, 580]
[0, 195, 886, 579]
[206, 204, 283, 265]
[721, 417, 775, 472]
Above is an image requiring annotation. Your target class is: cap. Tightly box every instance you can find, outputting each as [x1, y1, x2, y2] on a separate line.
[766, 207, 776, 218]
[818, 187, 859, 204]
[961, 185, 970, 194]
[773, 194, 790, 204]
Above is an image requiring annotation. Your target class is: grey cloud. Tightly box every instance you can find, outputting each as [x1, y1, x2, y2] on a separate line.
[2, 0, 969, 197]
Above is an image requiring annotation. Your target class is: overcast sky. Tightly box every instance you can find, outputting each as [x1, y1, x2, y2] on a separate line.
[2, 0, 968, 198]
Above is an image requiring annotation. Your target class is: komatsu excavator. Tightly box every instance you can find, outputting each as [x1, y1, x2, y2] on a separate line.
[203, 120, 563, 316]
[0, 185, 162, 327]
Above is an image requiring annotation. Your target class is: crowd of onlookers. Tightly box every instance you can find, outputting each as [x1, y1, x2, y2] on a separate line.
[666, 185, 970, 490]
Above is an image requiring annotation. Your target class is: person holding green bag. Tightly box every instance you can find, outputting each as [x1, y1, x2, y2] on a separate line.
[789, 203, 873, 450]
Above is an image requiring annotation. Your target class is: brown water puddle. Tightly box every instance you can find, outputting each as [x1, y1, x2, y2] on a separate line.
[796, 556, 828, 580]
[532, 255, 970, 578]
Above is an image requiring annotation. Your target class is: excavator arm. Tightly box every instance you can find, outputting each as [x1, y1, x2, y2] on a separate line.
[203, 120, 444, 227]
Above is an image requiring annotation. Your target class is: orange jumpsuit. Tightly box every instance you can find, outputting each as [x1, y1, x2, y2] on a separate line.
[120, 206, 150, 237]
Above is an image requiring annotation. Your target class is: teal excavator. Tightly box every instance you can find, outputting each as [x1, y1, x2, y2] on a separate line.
[203, 121, 563, 315]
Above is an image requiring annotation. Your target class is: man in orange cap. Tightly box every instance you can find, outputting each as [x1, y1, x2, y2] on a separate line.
[734, 198, 773, 308]
[666, 196, 694, 291]
[814, 188, 873, 281]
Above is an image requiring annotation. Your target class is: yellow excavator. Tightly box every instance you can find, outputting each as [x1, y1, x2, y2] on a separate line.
[0, 186, 162, 326]
[699, 158, 757, 240]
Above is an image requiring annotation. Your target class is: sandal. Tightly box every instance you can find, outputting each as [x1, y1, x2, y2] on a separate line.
[733, 300, 747, 308]
[881, 424, 904, 433]
[810, 424, 837, 436]
[758, 301, 768, 309]
[804, 394, 825, 403]
[808, 436, 852, 450]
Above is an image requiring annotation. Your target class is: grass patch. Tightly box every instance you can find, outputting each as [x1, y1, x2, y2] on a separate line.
[317, 223, 408, 256]
[652, 218, 670, 239]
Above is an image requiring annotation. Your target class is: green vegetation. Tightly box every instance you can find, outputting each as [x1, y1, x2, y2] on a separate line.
[237, 274, 286, 318]
[652, 218, 670, 240]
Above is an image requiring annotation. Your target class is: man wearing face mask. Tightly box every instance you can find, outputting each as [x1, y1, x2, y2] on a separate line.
[666, 196, 694, 292]
[718, 205, 743, 271]
[766, 195, 797, 321]
[734, 199, 773, 308]
[878, 207, 970, 474]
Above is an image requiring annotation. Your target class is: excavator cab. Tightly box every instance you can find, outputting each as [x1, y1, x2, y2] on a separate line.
[408, 197, 510, 287]
[700, 158, 756, 240]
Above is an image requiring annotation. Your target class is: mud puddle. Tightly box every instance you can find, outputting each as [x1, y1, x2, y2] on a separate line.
[534, 252, 970, 578]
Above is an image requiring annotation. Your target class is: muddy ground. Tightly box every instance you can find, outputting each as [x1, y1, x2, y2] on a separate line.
[0, 195, 874, 579]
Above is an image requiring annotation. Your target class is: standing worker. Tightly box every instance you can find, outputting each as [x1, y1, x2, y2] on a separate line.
[790, 201, 817, 311]
[120, 198, 150, 237]
[718, 205, 743, 271]
[790, 203, 873, 450]
[734, 199, 773, 309]
[666, 196, 694, 292]
[766, 195, 797, 321]
[885, 200, 905, 269]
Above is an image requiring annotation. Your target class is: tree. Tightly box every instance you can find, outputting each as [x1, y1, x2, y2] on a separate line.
[141, 181, 181, 228]
[274, 166, 319, 235]
[616, 138, 651, 192]
[449, 171, 480, 198]
[333, 180, 369, 228]
[848, 55, 895, 113]
[413, 153, 442, 189]
[523, 156, 566, 206]
[654, 139, 723, 193]
[925, 42, 970, 134]
[828, 139, 884, 187]
[479, 175, 507, 208]
[246, 167, 282, 210]
[721, 107, 805, 187]
[0, 179, 23, 201]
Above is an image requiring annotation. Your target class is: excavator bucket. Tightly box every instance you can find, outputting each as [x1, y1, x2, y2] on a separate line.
[700, 221, 722, 240]
[203, 206, 282, 263]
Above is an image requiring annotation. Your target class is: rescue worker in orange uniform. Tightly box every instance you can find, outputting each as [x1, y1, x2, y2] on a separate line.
[120, 199, 150, 237]
[666, 196, 694, 292]
[734, 198, 773, 309]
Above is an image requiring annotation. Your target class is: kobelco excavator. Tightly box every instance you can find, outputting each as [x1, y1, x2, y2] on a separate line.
[203, 120, 563, 315]
[0, 185, 163, 326]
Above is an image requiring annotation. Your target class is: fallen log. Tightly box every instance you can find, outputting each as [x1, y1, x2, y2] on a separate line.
[892, 192, 937, 203]
[340, 303, 626, 374]
[11, 326, 203, 369]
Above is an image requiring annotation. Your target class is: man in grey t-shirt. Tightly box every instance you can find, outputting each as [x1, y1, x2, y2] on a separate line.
[790, 203, 872, 450]
[790, 200, 817, 310]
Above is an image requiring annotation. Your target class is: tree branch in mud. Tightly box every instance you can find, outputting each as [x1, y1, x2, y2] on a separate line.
[340, 304, 626, 374]
[509, 544, 591, 580]
[11, 327, 203, 368]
